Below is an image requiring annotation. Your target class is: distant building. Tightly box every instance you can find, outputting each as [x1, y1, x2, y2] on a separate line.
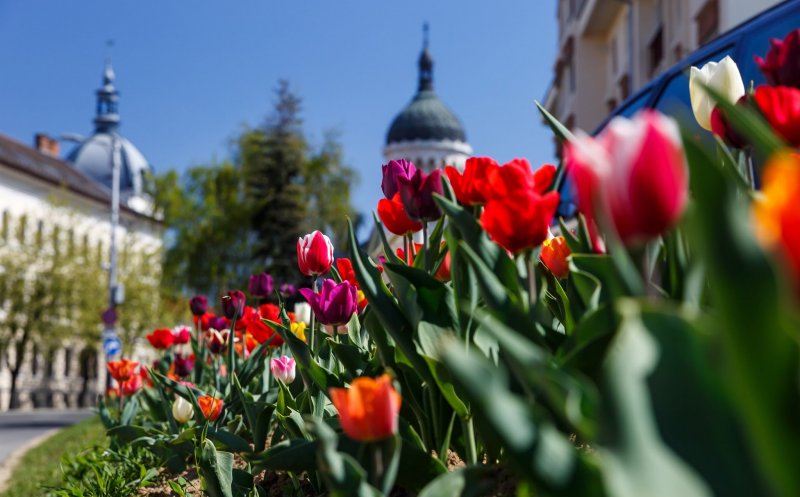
[0, 62, 161, 410]
[544, 0, 781, 135]
[368, 27, 472, 256]
[383, 26, 472, 172]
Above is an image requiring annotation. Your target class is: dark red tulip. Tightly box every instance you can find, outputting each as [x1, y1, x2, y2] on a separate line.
[397, 168, 444, 222]
[381, 159, 417, 200]
[221, 290, 246, 320]
[189, 295, 208, 317]
[755, 29, 800, 89]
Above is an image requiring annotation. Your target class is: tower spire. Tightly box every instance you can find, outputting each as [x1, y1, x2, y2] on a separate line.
[94, 41, 120, 132]
[418, 23, 433, 92]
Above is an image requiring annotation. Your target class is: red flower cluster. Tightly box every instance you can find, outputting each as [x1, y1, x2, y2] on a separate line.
[147, 328, 175, 350]
[446, 158, 559, 254]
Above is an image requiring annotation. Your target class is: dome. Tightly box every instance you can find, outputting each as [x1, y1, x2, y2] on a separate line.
[65, 60, 153, 204]
[386, 90, 467, 144]
[385, 33, 467, 146]
[66, 132, 151, 197]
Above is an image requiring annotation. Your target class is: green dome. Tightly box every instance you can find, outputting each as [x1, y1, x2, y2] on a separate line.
[386, 89, 467, 145]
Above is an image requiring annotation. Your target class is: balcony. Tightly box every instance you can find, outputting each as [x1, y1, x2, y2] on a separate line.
[579, 0, 626, 37]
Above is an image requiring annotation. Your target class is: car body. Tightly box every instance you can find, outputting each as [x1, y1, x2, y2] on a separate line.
[556, 0, 800, 219]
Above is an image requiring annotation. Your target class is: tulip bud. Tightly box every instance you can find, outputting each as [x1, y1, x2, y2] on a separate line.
[297, 231, 334, 276]
[299, 279, 358, 327]
[172, 396, 194, 424]
[540, 235, 571, 279]
[329, 374, 401, 442]
[397, 168, 444, 222]
[189, 295, 208, 317]
[221, 290, 246, 320]
[381, 159, 417, 200]
[172, 325, 191, 345]
[197, 395, 223, 421]
[270, 355, 296, 384]
[755, 29, 800, 89]
[248, 272, 274, 298]
[689, 55, 745, 131]
[293, 302, 312, 325]
[566, 110, 688, 246]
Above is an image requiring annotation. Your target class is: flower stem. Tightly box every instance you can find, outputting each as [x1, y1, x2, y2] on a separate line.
[309, 276, 318, 354]
[422, 223, 430, 273]
[464, 416, 477, 465]
[527, 253, 537, 308]
[404, 235, 410, 265]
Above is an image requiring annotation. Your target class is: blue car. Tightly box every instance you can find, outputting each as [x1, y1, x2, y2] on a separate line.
[556, 0, 800, 219]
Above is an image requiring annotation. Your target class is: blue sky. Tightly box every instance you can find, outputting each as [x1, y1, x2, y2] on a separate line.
[0, 1, 558, 235]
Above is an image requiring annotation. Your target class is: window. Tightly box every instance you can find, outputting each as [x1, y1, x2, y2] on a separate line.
[696, 0, 719, 46]
[64, 348, 73, 376]
[619, 73, 631, 101]
[649, 27, 664, 76]
[568, 59, 576, 93]
[610, 36, 618, 75]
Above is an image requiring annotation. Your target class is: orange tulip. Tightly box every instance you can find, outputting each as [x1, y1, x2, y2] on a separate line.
[329, 374, 401, 442]
[107, 358, 138, 383]
[752, 152, 800, 287]
[540, 236, 571, 279]
[197, 395, 224, 421]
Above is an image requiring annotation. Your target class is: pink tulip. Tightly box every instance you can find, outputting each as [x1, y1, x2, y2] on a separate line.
[297, 231, 334, 276]
[270, 355, 296, 384]
[565, 110, 688, 247]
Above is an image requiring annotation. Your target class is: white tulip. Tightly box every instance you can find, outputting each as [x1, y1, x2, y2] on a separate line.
[689, 56, 745, 131]
[172, 396, 194, 424]
[294, 302, 312, 325]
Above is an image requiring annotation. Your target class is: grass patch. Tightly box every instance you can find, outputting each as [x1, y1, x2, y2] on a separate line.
[0, 416, 105, 497]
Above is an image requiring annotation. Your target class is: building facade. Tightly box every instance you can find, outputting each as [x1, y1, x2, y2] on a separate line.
[0, 63, 161, 410]
[544, 0, 782, 134]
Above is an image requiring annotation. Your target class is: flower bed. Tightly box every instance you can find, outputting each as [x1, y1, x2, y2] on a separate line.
[48, 31, 800, 497]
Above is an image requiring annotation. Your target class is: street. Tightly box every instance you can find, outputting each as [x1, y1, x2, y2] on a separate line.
[0, 409, 92, 465]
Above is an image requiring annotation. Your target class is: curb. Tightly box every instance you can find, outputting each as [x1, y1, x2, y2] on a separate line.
[0, 427, 61, 493]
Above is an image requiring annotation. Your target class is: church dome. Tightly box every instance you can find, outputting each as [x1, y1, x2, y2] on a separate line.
[66, 62, 152, 202]
[66, 132, 151, 196]
[386, 41, 467, 145]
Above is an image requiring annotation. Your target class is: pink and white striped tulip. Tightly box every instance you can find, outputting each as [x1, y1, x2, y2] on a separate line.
[565, 110, 688, 248]
[270, 355, 296, 384]
[297, 231, 334, 276]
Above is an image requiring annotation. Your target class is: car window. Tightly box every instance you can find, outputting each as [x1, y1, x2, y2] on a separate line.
[616, 88, 653, 119]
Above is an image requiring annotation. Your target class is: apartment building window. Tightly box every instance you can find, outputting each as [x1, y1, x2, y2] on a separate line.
[649, 27, 664, 76]
[696, 0, 719, 46]
[619, 74, 631, 101]
[611, 36, 618, 75]
[568, 59, 576, 93]
[607, 98, 618, 113]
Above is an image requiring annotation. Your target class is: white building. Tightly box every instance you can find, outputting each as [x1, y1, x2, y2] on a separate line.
[0, 62, 161, 410]
[544, 0, 782, 134]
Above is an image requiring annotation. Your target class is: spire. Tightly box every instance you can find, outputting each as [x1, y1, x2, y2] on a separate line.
[418, 23, 433, 92]
[94, 41, 120, 132]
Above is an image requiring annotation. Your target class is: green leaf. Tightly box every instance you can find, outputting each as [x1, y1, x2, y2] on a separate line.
[269, 320, 343, 394]
[198, 439, 234, 497]
[596, 300, 711, 497]
[248, 439, 318, 472]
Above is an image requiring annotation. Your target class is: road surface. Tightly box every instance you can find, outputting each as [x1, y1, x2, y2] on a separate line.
[0, 409, 92, 465]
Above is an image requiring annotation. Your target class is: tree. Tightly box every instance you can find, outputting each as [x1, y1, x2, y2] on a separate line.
[241, 80, 308, 285]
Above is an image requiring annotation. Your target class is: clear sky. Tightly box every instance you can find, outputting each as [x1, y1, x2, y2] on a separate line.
[0, 1, 558, 237]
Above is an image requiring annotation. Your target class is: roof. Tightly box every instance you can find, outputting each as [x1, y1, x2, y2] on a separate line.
[66, 132, 152, 197]
[386, 90, 468, 145]
[0, 133, 158, 222]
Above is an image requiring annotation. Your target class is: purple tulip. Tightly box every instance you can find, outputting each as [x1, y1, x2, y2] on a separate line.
[221, 290, 246, 320]
[248, 273, 274, 298]
[397, 168, 444, 222]
[173, 353, 194, 377]
[189, 295, 208, 317]
[208, 316, 229, 331]
[381, 159, 417, 200]
[280, 283, 297, 298]
[299, 279, 358, 327]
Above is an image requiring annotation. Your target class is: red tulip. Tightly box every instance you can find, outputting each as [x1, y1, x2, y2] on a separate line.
[172, 326, 191, 345]
[480, 189, 559, 255]
[565, 110, 688, 247]
[755, 28, 800, 89]
[329, 374, 401, 442]
[540, 235, 571, 279]
[297, 230, 334, 276]
[377, 193, 423, 236]
[107, 358, 138, 383]
[483, 160, 556, 201]
[336, 258, 359, 287]
[753, 85, 800, 147]
[710, 97, 749, 149]
[198, 395, 224, 421]
[240, 305, 283, 347]
[444, 157, 498, 206]
[147, 328, 175, 350]
[120, 373, 143, 396]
